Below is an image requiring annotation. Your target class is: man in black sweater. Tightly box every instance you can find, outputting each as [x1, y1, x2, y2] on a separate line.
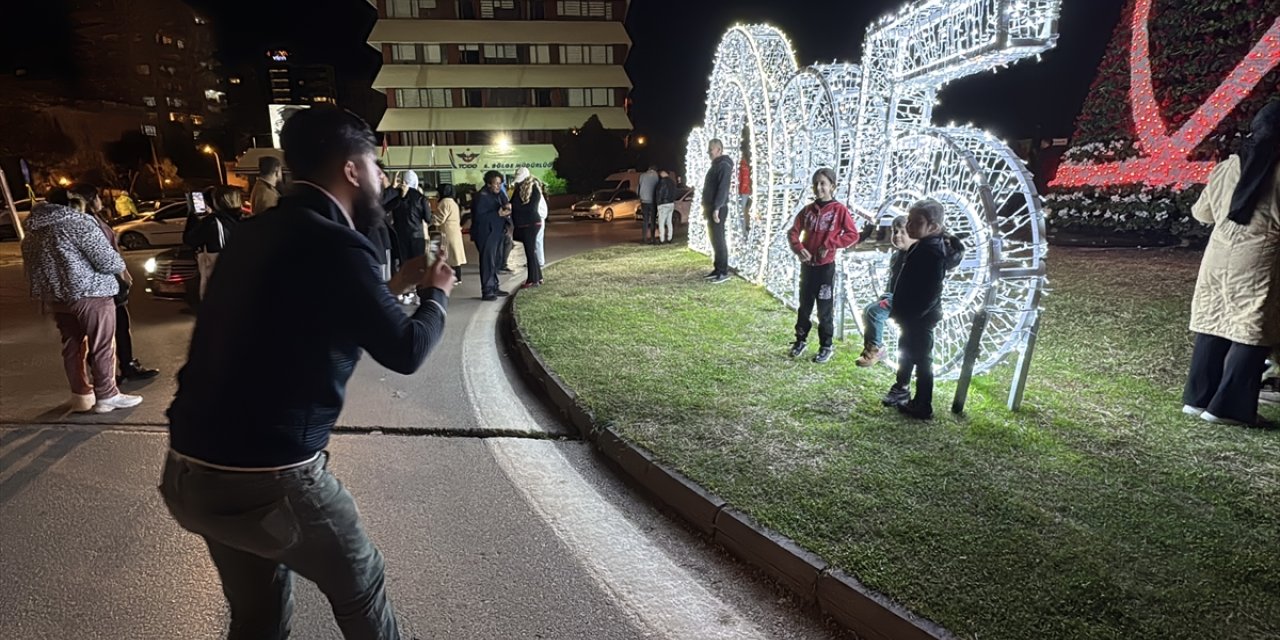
[701, 138, 734, 283]
[161, 107, 455, 640]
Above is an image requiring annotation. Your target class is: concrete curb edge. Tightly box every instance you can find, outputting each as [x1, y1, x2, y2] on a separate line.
[502, 296, 953, 640]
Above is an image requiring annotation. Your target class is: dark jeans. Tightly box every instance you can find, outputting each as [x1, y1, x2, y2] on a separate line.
[641, 202, 656, 241]
[795, 262, 837, 348]
[160, 451, 400, 640]
[116, 300, 135, 366]
[476, 236, 503, 296]
[515, 225, 543, 284]
[895, 319, 937, 408]
[1183, 333, 1269, 422]
[863, 299, 891, 348]
[707, 208, 729, 275]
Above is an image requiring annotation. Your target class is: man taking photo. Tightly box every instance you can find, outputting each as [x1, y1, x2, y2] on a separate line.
[160, 107, 454, 640]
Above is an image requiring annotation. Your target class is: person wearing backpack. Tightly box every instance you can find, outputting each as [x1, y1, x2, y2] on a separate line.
[184, 186, 243, 300]
[881, 199, 965, 420]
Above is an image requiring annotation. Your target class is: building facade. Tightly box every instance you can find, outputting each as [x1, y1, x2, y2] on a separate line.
[366, 0, 634, 188]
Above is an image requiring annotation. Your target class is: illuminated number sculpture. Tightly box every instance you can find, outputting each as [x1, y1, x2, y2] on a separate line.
[686, 0, 1063, 410]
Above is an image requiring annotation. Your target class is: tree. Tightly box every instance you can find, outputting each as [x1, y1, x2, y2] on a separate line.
[1044, 0, 1280, 243]
[553, 115, 627, 194]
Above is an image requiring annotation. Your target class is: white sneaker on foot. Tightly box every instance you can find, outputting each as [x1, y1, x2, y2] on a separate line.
[70, 393, 95, 413]
[1181, 404, 1205, 417]
[93, 393, 143, 414]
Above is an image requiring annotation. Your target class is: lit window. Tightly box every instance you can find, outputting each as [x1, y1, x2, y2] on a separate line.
[560, 45, 583, 64]
[480, 0, 515, 17]
[194, 16, 207, 24]
[421, 89, 452, 107]
[136, 64, 151, 75]
[229, 76, 241, 84]
[557, 1, 611, 19]
[177, 39, 185, 49]
[143, 96, 156, 107]
[192, 115, 204, 126]
[423, 45, 443, 63]
[592, 88, 611, 106]
[397, 89, 422, 108]
[388, 0, 436, 17]
[530, 45, 551, 64]
[483, 44, 516, 60]
[589, 45, 613, 64]
[392, 44, 418, 62]
[567, 88, 585, 107]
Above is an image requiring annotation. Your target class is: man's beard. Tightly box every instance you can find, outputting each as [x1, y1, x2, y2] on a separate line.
[351, 182, 384, 234]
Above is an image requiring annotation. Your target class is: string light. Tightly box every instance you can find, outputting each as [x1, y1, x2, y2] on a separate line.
[1050, 0, 1280, 189]
[685, 0, 1061, 380]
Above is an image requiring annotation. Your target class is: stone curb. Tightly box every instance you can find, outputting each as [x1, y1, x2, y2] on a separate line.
[502, 296, 953, 640]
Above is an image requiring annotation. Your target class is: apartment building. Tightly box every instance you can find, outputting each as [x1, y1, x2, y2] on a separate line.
[366, 0, 634, 187]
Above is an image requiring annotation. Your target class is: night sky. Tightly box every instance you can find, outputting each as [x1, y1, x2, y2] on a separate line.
[12, 0, 1125, 156]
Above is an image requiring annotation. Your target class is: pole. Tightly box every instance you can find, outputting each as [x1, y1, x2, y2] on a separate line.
[0, 168, 23, 242]
[951, 308, 989, 415]
[1007, 284, 1045, 411]
[149, 138, 165, 197]
[212, 150, 224, 185]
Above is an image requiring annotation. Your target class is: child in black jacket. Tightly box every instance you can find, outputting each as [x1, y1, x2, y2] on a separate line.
[881, 199, 964, 419]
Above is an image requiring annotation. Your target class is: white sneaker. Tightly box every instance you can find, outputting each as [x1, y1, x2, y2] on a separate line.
[1181, 404, 1205, 417]
[93, 393, 143, 414]
[69, 393, 95, 413]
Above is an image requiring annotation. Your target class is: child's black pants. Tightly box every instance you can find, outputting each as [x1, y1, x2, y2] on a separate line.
[895, 319, 937, 407]
[795, 262, 837, 348]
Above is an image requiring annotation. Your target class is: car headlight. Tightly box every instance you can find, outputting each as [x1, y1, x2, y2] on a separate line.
[144, 257, 157, 274]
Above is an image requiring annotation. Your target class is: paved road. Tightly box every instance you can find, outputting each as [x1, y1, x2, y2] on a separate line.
[0, 215, 851, 640]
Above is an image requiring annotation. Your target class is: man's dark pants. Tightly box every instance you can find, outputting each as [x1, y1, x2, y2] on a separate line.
[795, 262, 836, 348]
[476, 233, 504, 296]
[707, 207, 729, 276]
[160, 452, 400, 640]
[895, 319, 938, 408]
[1183, 332, 1269, 422]
[641, 202, 656, 242]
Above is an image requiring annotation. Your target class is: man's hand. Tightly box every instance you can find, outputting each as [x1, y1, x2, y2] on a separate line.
[390, 248, 456, 297]
[499, 204, 512, 218]
[713, 212, 721, 224]
[816, 247, 829, 261]
[797, 248, 812, 263]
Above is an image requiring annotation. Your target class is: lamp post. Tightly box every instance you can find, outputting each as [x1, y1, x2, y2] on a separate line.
[201, 144, 224, 185]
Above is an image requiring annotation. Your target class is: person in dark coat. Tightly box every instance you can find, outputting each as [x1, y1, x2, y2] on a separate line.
[882, 199, 965, 420]
[701, 138, 734, 282]
[183, 185, 244, 300]
[510, 167, 544, 288]
[160, 107, 456, 638]
[472, 170, 512, 300]
[71, 183, 159, 383]
[391, 170, 430, 275]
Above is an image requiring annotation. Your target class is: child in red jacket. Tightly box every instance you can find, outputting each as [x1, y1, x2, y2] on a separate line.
[786, 168, 860, 363]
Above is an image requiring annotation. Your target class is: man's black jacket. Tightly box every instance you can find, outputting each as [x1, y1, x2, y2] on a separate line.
[702, 154, 733, 215]
[167, 183, 449, 467]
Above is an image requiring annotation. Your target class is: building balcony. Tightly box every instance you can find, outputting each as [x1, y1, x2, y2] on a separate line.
[372, 64, 631, 90]
[378, 106, 631, 132]
[367, 19, 631, 47]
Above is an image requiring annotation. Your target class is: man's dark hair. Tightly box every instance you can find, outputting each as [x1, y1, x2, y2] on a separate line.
[483, 170, 503, 185]
[280, 107, 376, 182]
[439, 183, 455, 199]
[47, 188, 70, 206]
[258, 155, 283, 177]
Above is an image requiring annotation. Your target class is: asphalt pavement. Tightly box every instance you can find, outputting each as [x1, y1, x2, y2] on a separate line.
[0, 214, 852, 640]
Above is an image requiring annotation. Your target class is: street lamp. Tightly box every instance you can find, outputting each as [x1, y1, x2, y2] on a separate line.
[635, 135, 648, 147]
[201, 144, 224, 185]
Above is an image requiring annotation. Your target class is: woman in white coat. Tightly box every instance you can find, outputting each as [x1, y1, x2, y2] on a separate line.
[433, 184, 467, 285]
[1182, 100, 1280, 428]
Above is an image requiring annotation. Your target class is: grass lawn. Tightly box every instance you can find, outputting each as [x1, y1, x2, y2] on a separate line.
[515, 245, 1280, 640]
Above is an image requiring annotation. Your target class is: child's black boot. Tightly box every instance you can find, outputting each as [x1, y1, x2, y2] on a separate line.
[881, 384, 910, 407]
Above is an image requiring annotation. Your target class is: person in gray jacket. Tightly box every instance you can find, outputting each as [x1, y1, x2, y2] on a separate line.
[21, 190, 143, 414]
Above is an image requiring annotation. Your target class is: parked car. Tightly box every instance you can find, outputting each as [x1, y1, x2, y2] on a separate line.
[143, 246, 200, 306]
[0, 198, 43, 240]
[571, 189, 641, 222]
[114, 202, 191, 250]
[670, 187, 695, 226]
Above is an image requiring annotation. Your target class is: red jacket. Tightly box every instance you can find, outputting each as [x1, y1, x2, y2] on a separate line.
[787, 200, 860, 266]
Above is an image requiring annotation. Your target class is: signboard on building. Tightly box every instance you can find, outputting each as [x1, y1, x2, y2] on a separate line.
[268, 104, 311, 149]
[382, 143, 559, 188]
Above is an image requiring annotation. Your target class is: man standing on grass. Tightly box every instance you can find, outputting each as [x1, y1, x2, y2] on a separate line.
[160, 107, 455, 639]
[638, 164, 659, 244]
[701, 139, 734, 283]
